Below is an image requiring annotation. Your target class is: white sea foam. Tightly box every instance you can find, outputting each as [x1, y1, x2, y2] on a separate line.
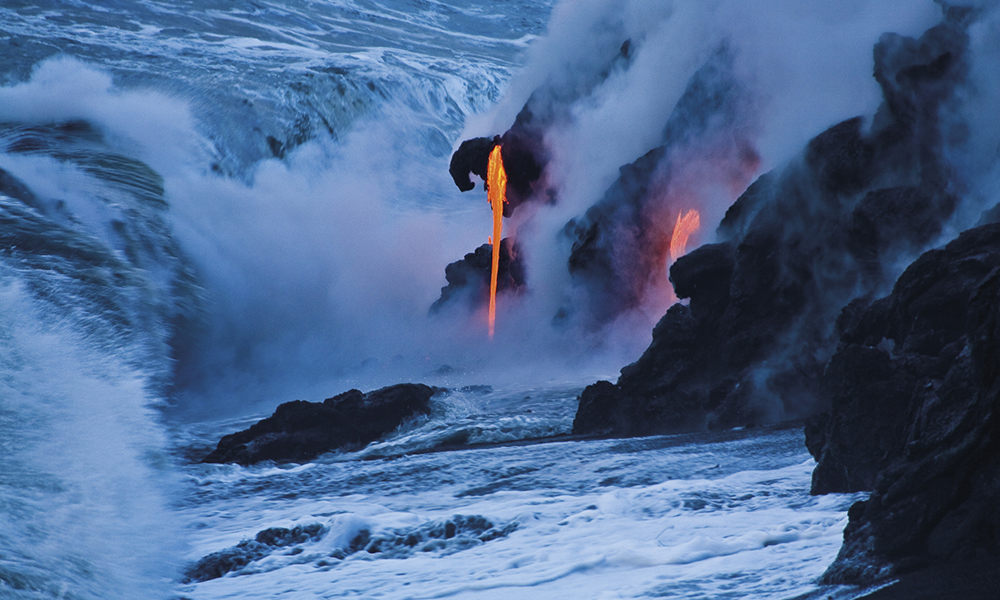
[177, 416, 864, 600]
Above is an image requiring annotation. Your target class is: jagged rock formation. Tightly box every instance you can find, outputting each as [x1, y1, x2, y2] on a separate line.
[430, 238, 525, 314]
[573, 9, 973, 437]
[202, 384, 439, 465]
[448, 130, 544, 219]
[449, 136, 500, 193]
[807, 222, 1000, 584]
[183, 523, 327, 583]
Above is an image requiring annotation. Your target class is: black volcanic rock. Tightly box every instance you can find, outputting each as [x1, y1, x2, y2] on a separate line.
[449, 136, 497, 193]
[807, 216, 992, 494]
[202, 384, 439, 465]
[184, 523, 327, 582]
[447, 41, 636, 216]
[571, 244, 733, 436]
[496, 109, 547, 214]
[808, 222, 1000, 585]
[184, 514, 516, 583]
[431, 237, 525, 314]
[572, 10, 972, 438]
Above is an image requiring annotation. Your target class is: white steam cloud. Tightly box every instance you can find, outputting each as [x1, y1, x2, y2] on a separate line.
[468, 0, 946, 353]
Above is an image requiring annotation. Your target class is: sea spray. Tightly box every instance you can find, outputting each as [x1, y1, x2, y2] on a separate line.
[0, 280, 183, 600]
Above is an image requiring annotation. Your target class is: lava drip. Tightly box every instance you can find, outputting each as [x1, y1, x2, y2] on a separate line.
[487, 144, 508, 339]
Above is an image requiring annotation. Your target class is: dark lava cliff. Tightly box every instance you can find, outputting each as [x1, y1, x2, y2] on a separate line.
[573, 9, 973, 438]
[809, 222, 1000, 585]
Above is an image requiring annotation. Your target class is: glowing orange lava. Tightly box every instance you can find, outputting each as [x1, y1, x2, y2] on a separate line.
[487, 144, 507, 339]
[669, 209, 701, 262]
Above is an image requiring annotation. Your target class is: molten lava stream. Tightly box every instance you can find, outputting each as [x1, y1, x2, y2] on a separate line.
[669, 209, 701, 262]
[665, 209, 701, 305]
[487, 145, 507, 339]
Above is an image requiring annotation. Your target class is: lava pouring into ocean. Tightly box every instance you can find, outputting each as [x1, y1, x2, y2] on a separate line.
[662, 208, 702, 306]
[487, 144, 508, 339]
[669, 209, 701, 262]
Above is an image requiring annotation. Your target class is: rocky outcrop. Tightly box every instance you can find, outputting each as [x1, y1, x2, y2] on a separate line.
[572, 243, 732, 436]
[183, 523, 327, 583]
[807, 222, 1000, 584]
[430, 238, 525, 314]
[448, 129, 545, 219]
[572, 9, 972, 437]
[449, 136, 499, 193]
[202, 384, 439, 465]
[184, 514, 516, 583]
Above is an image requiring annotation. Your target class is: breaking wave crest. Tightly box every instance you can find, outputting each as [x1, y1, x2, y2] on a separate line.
[0, 280, 182, 600]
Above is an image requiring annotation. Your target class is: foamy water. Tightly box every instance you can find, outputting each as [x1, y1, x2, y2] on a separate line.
[0, 280, 181, 599]
[175, 388, 863, 600]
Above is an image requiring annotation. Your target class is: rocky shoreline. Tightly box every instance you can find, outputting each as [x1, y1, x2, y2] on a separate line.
[810, 223, 1000, 585]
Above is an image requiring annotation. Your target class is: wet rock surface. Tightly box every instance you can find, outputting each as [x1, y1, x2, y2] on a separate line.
[572, 10, 972, 437]
[183, 523, 326, 583]
[202, 384, 439, 465]
[183, 515, 516, 583]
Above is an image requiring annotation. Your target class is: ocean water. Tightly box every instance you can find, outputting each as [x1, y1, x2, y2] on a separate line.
[175, 388, 862, 600]
[1, 0, 987, 598]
